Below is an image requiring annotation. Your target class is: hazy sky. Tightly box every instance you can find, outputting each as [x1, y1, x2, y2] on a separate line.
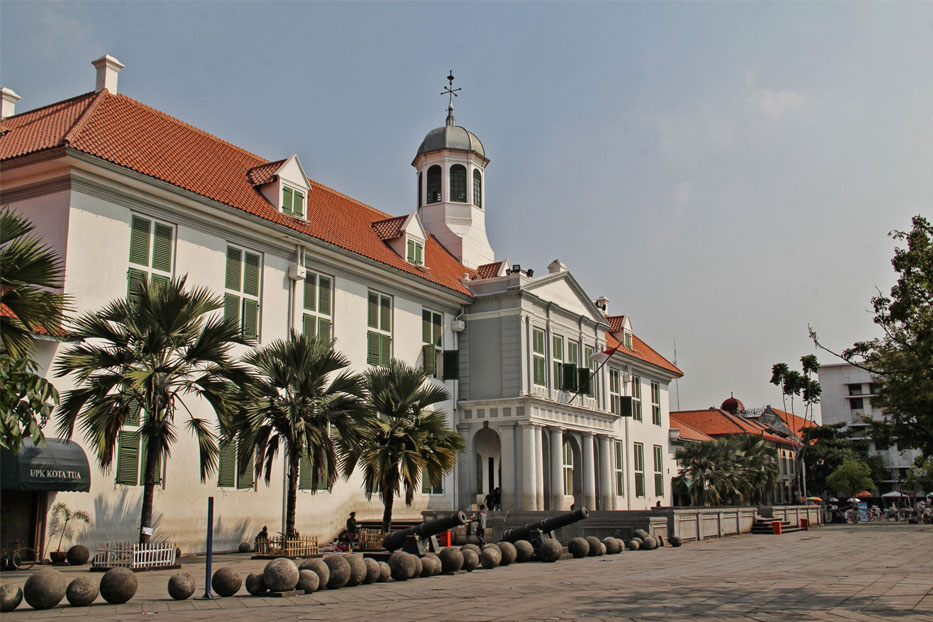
[3, 2, 930, 418]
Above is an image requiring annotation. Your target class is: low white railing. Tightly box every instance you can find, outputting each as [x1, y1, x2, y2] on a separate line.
[92, 541, 177, 569]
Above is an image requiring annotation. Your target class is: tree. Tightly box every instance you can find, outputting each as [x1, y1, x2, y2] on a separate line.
[904, 456, 933, 494]
[56, 276, 248, 542]
[0, 355, 59, 452]
[801, 423, 886, 496]
[673, 435, 778, 506]
[826, 458, 875, 497]
[346, 360, 464, 532]
[0, 206, 68, 357]
[232, 331, 366, 537]
[46, 502, 90, 555]
[812, 215, 933, 456]
[731, 435, 780, 504]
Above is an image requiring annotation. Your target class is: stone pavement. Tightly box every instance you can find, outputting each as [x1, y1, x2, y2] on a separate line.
[2, 522, 932, 621]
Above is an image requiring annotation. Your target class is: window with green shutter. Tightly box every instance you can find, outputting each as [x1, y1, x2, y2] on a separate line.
[224, 245, 262, 340]
[116, 431, 139, 486]
[583, 345, 595, 397]
[422, 472, 443, 495]
[634, 443, 645, 497]
[532, 328, 546, 387]
[127, 215, 174, 304]
[407, 238, 424, 266]
[302, 270, 333, 339]
[632, 376, 643, 421]
[653, 445, 664, 497]
[367, 291, 392, 366]
[552, 335, 564, 390]
[442, 349, 459, 381]
[614, 441, 624, 496]
[422, 309, 442, 376]
[651, 382, 662, 426]
[281, 185, 305, 217]
[610, 368, 622, 415]
[218, 440, 254, 490]
[298, 455, 329, 491]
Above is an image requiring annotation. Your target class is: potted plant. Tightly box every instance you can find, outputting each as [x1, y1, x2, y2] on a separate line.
[46, 502, 90, 564]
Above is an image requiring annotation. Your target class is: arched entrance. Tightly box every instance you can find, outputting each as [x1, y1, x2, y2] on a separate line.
[473, 427, 500, 507]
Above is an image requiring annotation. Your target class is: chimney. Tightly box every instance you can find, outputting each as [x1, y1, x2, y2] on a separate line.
[92, 55, 125, 93]
[595, 296, 610, 314]
[1, 88, 21, 119]
[548, 259, 567, 274]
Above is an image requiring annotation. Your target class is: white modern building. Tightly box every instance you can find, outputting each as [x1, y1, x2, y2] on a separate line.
[818, 362, 921, 493]
[0, 57, 682, 556]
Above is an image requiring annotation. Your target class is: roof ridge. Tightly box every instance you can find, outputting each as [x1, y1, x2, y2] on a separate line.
[62, 89, 109, 145]
[372, 214, 407, 225]
[0, 90, 96, 125]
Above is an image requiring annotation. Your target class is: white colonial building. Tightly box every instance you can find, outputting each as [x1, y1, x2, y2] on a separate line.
[0, 57, 682, 556]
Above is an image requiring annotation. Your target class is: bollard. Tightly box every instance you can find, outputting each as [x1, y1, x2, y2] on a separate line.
[800, 518, 809, 530]
[771, 520, 782, 535]
[200, 497, 214, 599]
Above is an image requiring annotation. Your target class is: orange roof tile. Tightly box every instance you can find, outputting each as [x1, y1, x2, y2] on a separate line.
[670, 408, 796, 446]
[608, 315, 625, 332]
[0, 91, 474, 296]
[246, 160, 285, 186]
[669, 416, 714, 442]
[371, 215, 407, 241]
[605, 331, 683, 377]
[769, 407, 816, 439]
[476, 261, 503, 279]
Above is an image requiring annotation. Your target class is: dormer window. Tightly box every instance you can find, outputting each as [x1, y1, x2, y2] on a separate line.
[624, 330, 633, 349]
[282, 185, 305, 218]
[407, 238, 424, 266]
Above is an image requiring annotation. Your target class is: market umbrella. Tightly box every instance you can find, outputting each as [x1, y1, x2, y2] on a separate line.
[829, 498, 839, 502]
[847, 497, 861, 504]
[882, 491, 904, 498]
[807, 496, 823, 503]
[856, 491, 872, 498]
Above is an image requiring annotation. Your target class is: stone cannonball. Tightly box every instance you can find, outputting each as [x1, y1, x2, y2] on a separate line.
[388, 552, 417, 581]
[438, 547, 464, 573]
[167, 573, 196, 600]
[419, 555, 436, 577]
[23, 568, 67, 610]
[496, 541, 517, 566]
[66, 575, 99, 606]
[364, 557, 381, 584]
[377, 561, 391, 582]
[100, 567, 138, 604]
[634, 528, 650, 540]
[631, 537, 644, 547]
[66, 544, 90, 566]
[297, 569, 320, 594]
[299, 558, 330, 588]
[211, 567, 242, 597]
[324, 555, 351, 589]
[626, 539, 641, 551]
[642, 536, 657, 550]
[603, 537, 621, 555]
[0, 584, 23, 612]
[568, 537, 590, 558]
[537, 539, 562, 563]
[513, 540, 534, 563]
[461, 548, 479, 572]
[263, 557, 299, 592]
[245, 572, 268, 596]
[615, 537, 627, 552]
[344, 554, 367, 587]
[480, 546, 501, 569]
[238, 542, 252, 553]
[423, 553, 442, 576]
[669, 535, 683, 547]
[585, 536, 603, 557]
[461, 543, 482, 557]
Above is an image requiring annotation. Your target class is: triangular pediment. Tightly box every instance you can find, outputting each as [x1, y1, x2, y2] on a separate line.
[524, 271, 609, 326]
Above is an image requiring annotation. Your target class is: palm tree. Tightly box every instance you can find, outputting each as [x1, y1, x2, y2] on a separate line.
[730, 435, 778, 504]
[55, 276, 248, 542]
[0, 206, 69, 357]
[232, 331, 366, 537]
[346, 360, 464, 533]
[675, 435, 778, 506]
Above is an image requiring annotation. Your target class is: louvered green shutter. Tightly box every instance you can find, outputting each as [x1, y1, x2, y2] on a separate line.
[140, 435, 162, 485]
[243, 252, 260, 296]
[242, 299, 259, 340]
[367, 332, 380, 365]
[151, 223, 173, 272]
[318, 277, 331, 315]
[318, 318, 331, 339]
[367, 292, 378, 328]
[218, 441, 236, 487]
[282, 187, 293, 215]
[225, 247, 242, 290]
[224, 294, 240, 326]
[422, 310, 431, 343]
[299, 455, 313, 490]
[380, 296, 391, 331]
[442, 350, 459, 380]
[125, 395, 141, 425]
[422, 343, 436, 375]
[150, 274, 170, 289]
[127, 268, 147, 307]
[129, 217, 151, 266]
[562, 363, 578, 391]
[303, 314, 316, 336]
[303, 276, 316, 312]
[237, 444, 254, 489]
[380, 334, 391, 365]
[116, 431, 139, 486]
[432, 312, 442, 346]
[407, 239, 415, 263]
[416, 243, 423, 265]
[619, 396, 634, 417]
[294, 191, 304, 218]
[577, 368, 592, 395]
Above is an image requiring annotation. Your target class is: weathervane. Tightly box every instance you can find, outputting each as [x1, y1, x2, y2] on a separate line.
[441, 71, 460, 108]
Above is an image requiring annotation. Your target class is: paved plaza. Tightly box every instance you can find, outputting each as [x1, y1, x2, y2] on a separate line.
[2, 523, 932, 621]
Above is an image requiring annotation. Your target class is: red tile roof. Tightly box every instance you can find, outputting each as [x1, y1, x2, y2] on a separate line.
[246, 160, 285, 186]
[670, 408, 796, 446]
[670, 416, 714, 442]
[371, 215, 406, 241]
[768, 407, 816, 439]
[608, 315, 625, 332]
[0, 90, 475, 296]
[476, 261, 503, 279]
[605, 331, 683, 377]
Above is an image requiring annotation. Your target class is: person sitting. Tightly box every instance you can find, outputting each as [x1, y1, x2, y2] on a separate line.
[343, 512, 359, 552]
[254, 525, 269, 553]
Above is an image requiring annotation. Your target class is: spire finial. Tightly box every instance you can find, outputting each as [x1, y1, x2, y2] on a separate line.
[441, 70, 461, 126]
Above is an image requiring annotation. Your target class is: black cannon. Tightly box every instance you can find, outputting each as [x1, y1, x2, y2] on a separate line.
[383, 511, 468, 555]
[502, 507, 589, 548]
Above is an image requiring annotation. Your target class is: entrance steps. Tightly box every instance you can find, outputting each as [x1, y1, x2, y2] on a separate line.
[751, 517, 803, 534]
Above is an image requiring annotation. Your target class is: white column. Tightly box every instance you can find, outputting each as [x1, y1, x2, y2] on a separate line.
[534, 425, 545, 510]
[598, 434, 613, 510]
[582, 432, 596, 510]
[550, 427, 565, 510]
[520, 423, 537, 510]
[458, 424, 475, 509]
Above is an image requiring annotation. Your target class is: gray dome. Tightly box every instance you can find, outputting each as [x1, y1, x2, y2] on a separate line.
[415, 107, 485, 160]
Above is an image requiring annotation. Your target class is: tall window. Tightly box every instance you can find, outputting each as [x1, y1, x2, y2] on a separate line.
[562, 440, 573, 495]
[583, 345, 595, 397]
[367, 291, 392, 366]
[532, 328, 547, 387]
[632, 376, 643, 421]
[651, 382, 661, 426]
[552, 335, 564, 390]
[417, 172, 423, 208]
[217, 440, 254, 490]
[450, 164, 467, 202]
[426, 165, 442, 203]
[614, 440, 624, 496]
[653, 445, 664, 496]
[303, 271, 333, 339]
[633, 443, 645, 497]
[422, 308, 443, 377]
[281, 185, 305, 217]
[127, 215, 174, 305]
[406, 238, 424, 265]
[299, 455, 329, 491]
[610, 369, 622, 415]
[224, 245, 261, 340]
[472, 169, 482, 207]
[115, 399, 162, 487]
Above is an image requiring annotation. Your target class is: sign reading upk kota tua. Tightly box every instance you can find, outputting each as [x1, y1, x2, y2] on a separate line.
[0, 439, 92, 492]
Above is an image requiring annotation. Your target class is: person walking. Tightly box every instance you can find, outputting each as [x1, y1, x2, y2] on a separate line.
[476, 504, 488, 545]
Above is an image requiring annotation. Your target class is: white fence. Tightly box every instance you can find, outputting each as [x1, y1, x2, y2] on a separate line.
[92, 541, 177, 570]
